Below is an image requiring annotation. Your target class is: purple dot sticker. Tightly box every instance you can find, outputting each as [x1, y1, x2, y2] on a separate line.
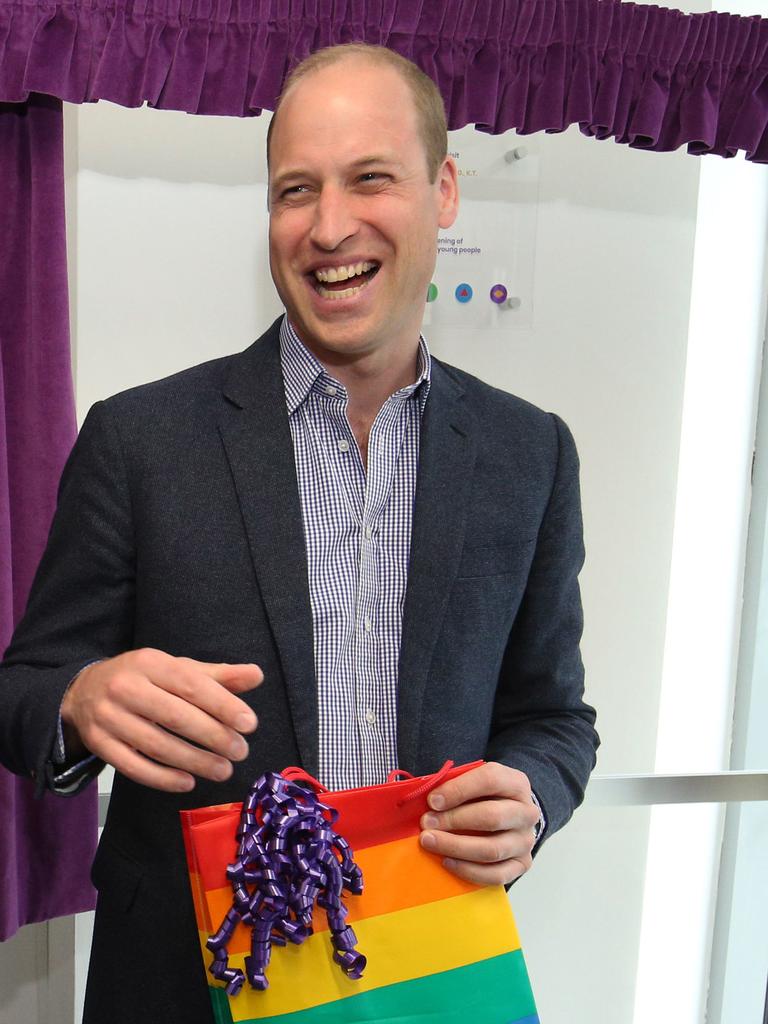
[455, 283, 473, 303]
[490, 284, 508, 304]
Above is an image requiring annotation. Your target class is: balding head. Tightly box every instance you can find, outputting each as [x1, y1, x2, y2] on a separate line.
[267, 43, 448, 184]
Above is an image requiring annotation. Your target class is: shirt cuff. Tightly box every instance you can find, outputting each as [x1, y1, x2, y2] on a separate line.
[530, 790, 546, 847]
[50, 660, 104, 794]
[51, 754, 103, 794]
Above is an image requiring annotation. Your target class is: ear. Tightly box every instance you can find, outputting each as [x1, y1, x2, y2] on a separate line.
[437, 156, 459, 229]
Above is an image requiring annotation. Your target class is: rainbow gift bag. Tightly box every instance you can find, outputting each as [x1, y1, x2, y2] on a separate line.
[180, 761, 540, 1024]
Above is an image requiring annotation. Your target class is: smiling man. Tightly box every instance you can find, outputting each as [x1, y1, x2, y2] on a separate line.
[0, 43, 598, 1024]
[267, 52, 456, 373]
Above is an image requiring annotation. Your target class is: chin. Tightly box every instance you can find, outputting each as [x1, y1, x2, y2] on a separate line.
[298, 313, 378, 352]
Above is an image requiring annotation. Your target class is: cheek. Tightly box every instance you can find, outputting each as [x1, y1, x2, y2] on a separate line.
[398, 225, 437, 284]
[269, 217, 304, 273]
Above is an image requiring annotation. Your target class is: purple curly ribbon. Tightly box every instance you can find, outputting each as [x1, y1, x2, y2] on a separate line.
[205, 771, 366, 996]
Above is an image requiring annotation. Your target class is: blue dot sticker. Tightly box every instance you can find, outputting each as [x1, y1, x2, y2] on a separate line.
[455, 283, 473, 303]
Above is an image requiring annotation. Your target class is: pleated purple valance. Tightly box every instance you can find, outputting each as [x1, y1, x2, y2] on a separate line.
[2, 0, 768, 157]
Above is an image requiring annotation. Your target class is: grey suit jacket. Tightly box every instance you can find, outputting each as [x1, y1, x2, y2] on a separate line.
[0, 318, 597, 1023]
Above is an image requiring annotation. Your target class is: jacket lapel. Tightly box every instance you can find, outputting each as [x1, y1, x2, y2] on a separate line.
[217, 320, 319, 776]
[397, 361, 477, 772]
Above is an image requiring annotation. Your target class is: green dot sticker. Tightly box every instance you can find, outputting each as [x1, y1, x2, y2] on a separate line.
[427, 283, 438, 302]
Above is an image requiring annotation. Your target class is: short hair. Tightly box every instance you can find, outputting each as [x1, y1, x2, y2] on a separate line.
[266, 43, 448, 183]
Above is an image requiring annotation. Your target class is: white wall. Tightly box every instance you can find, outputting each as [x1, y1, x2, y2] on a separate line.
[71, 102, 281, 416]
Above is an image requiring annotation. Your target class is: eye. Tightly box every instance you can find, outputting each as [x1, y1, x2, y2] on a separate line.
[282, 184, 309, 197]
[357, 172, 388, 185]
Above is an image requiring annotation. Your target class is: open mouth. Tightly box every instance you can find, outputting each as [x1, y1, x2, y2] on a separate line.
[311, 261, 380, 301]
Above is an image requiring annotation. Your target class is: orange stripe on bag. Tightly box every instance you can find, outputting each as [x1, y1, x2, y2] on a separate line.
[203, 834, 478, 954]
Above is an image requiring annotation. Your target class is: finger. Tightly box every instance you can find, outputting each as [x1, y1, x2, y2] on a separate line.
[100, 705, 240, 782]
[427, 762, 531, 811]
[421, 798, 540, 835]
[420, 827, 534, 866]
[442, 855, 531, 887]
[88, 730, 197, 793]
[64, 653, 259, 763]
[132, 653, 259, 734]
[117, 680, 252, 762]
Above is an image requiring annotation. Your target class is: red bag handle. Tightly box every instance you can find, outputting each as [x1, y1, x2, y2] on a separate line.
[392, 760, 455, 807]
[281, 766, 330, 793]
[282, 759, 455, 806]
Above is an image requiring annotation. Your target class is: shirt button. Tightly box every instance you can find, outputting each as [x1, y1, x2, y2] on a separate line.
[364, 526, 373, 539]
[324, 385, 337, 397]
[363, 617, 372, 633]
[365, 709, 376, 725]
[338, 439, 350, 452]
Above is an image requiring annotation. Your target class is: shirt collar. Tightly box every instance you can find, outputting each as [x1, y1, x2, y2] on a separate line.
[279, 315, 432, 416]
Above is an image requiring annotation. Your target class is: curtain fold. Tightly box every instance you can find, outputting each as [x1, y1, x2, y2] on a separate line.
[0, 95, 97, 942]
[2, 0, 768, 160]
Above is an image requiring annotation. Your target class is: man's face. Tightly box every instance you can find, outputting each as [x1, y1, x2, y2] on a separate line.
[268, 58, 458, 367]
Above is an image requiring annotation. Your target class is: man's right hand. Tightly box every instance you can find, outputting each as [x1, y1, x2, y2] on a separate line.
[60, 648, 263, 792]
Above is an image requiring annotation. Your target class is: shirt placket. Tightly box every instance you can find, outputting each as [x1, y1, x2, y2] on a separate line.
[282, 318, 430, 792]
[353, 395, 411, 785]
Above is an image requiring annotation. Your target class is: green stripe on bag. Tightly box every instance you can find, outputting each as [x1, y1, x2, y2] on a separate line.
[208, 949, 537, 1024]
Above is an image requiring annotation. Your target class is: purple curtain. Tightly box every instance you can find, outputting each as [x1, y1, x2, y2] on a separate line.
[2, 0, 768, 160]
[0, 95, 97, 942]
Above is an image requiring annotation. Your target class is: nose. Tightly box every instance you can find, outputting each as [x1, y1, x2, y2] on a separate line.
[309, 184, 358, 251]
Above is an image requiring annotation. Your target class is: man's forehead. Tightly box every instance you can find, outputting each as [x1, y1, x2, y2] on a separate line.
[267, 55, 429, 182]
[276, 57, 417, 136]
[285, 54, 408, 98]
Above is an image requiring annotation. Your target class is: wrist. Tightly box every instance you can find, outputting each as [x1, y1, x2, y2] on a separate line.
[60, 661, 100, 760]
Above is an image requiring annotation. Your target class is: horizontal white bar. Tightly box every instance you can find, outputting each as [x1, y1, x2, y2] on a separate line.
[95, 771, 768, 826]
[586, 771, 768, 806]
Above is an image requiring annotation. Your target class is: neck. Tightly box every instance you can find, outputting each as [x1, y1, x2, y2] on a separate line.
[314, 336, 422, 470]
[332, 347, 420, 422]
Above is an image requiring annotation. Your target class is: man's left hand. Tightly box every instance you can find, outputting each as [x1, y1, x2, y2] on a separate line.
[419, 762, 541, 886]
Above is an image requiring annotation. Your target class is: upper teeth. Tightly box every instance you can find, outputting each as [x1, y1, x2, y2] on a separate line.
[315, 261, 376, 283]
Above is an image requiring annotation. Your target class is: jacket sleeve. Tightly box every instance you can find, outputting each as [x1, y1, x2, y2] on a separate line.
[0, 401, 136, 792]
[485, 414, 599, 840]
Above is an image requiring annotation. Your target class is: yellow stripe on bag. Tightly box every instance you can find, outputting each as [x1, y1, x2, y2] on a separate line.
[201, 885, 520, 1021]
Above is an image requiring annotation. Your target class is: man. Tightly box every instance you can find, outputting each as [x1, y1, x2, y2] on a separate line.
[0, 43, 597, 1023]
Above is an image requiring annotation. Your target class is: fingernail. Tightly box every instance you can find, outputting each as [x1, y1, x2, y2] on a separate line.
[429, 794, 445, 810]
[443, 858, 457, 870]
[230, 737, 248, 759]
[236, 712, 257, 732]
[214, 761, 233, 781]
[420, 832, 437, 851]
[422, 813, 439, 829]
